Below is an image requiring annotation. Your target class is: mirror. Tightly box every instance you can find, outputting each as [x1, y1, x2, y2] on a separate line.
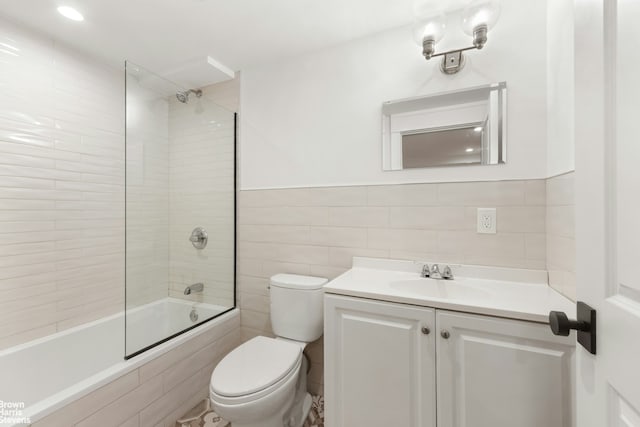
[382, 82, 507, 170]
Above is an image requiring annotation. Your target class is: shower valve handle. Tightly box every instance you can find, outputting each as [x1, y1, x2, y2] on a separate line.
[189, 227, 208, 249]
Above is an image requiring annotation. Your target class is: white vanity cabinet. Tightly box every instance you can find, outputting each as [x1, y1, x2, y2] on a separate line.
[324, 294, 437, 427]
[325, 294, 575, 427]
[436, 310, 575, 427]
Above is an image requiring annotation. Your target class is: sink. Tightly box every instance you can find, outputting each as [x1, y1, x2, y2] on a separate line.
[324, 258, 576, 323]
[389, 278, 490, 300]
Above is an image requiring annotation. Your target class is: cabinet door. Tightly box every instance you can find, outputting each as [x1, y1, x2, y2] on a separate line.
[436, 310, 575, 427]
[325, 294, 436, 427]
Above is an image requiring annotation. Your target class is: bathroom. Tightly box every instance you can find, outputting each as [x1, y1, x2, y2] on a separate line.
[0, 0, 637, 426]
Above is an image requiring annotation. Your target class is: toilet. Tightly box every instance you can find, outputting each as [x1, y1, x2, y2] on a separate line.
[209, 274, 327, 427]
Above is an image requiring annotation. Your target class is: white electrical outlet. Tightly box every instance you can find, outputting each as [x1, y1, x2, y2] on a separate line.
[477, 208, 497, 234]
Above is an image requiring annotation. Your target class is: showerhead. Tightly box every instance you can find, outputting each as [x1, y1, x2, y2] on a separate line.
[176, 91, 189, 103]
[175, 89, 203, 104]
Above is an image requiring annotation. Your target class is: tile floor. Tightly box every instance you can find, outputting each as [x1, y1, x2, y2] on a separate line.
[177, 395, 324, 427]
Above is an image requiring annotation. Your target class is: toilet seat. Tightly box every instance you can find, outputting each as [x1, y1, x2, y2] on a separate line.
[210, 336, 302, 405]
[210, 356, 301, 406]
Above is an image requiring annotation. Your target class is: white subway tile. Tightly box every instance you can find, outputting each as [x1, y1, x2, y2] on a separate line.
[390, 207, 468, 230]
[496, 206, 546, 233]
[546, 173, 575, 205]
[75, 375, 163, 427]
[437, 181, 526, 206]
[546, 205, 575, 238]
[308, 186, 367, 206]
[308, 226, 367, 248]
[328, 247, 389, 268]
[367, 183, 438, 206]
[328, 207, 389, 228]
[525, 180, 546, 205]
[368, 228, 438, 253]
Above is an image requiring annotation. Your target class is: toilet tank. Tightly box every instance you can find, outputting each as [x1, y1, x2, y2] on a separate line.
[269, 274, 327, 342]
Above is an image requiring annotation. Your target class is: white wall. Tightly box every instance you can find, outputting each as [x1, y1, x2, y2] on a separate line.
[0, 18, 124, 349]
[239, 0, 549, 189]
[546, 0, 575, 176]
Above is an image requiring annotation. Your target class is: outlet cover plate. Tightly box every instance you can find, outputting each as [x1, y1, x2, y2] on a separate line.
[477, 208, 497, 234]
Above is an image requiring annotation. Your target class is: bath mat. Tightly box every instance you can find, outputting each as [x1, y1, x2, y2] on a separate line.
[176, 395, 324, 427]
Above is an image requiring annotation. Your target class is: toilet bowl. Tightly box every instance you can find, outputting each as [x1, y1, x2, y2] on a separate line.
[210, 336, 307, 427]
[210, 274, 326, 427]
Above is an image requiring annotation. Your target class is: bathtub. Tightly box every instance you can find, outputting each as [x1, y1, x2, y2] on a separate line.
[0, 298, 236, 426]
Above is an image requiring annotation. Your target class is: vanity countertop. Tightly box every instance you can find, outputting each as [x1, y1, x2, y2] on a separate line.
[323, 258, 576, 323]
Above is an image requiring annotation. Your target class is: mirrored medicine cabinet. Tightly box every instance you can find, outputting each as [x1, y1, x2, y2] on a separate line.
[382, 82, 507, 171]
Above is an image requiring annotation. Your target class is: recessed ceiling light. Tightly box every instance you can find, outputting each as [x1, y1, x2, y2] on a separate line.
[473, 126, 483, 132]
[57, 6, 84, 21]
[466, 148, 474, 152]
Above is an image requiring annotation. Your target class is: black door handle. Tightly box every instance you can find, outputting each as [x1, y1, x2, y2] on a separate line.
[549, 311, 589, 336]
[548, 301, 596, 355]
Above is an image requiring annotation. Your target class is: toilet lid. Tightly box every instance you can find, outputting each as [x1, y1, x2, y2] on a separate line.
[270, 273, 328, 290]
[211, 336, 302, 397]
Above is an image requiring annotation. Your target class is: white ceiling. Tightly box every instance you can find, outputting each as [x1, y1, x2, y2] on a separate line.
[0, 0, 425, 83]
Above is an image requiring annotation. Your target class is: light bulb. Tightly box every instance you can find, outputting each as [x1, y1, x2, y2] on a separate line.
[461, 0, 501, 36]
[412, 13, 446, 45]
[413, 13, 446, 60]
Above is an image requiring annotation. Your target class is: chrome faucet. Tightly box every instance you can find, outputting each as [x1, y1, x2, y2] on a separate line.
[184, 282, 204, 295]
[430, 264, 442, 279]
[421, 264, 431, 278]
[442, 265, 454, 280]
[421, 264, 454, 280]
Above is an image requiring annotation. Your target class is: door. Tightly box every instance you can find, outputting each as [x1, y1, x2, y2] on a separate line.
[575, 0, 640, 425]
[324, 294, 436, 427]
[436, 310, 575, 427]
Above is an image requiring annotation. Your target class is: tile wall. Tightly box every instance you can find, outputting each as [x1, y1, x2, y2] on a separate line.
[167, 81, 236, 308]
[125, 73, 170, 307]
[546, 172, 576, 300]
[236, 179, 549, 394]
[127, 74, 237, 310]
[32, 312, 240, 427]
[0, 16, 239, 351]
[0, 18, 125, 349]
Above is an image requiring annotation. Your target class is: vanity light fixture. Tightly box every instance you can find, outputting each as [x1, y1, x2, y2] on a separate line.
[415, 0, 501, 74]
[57, 6, 84, 21]
[412, 12, 446, 60]
[465, 148, 474, 152]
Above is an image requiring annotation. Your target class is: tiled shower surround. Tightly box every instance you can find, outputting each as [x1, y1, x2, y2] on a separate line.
[124, 73, 170, 306]
[237, 178, 578, 395]
[125, 76, 236, 309]
[0, 19, 125, 349]
[166, 92, 235, 306]
[0, 18, 241, 425]
[0, 17, 238, 350]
